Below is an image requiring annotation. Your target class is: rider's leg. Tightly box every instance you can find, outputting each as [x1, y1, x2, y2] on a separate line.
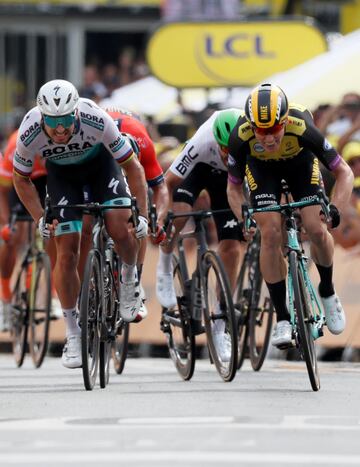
[156, 202, 189, 308]
[300, 204, 345, 334]
[217, 239, 243, 292]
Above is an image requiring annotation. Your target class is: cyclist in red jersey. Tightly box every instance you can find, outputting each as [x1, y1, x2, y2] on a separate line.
[79, 108, 169, 321]
[0, 129, 56, 330]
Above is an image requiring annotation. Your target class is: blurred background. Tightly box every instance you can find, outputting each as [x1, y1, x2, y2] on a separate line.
[1, 0, 360, 358]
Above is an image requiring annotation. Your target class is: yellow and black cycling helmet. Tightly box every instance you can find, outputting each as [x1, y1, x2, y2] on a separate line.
[245, 83, 289, 129]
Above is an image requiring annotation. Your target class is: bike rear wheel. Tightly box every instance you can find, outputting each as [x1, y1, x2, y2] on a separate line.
[10, 263, 29, 367]
[161, 255, 195, 381]
[29, 252, 52, 368]
[80, 250, 101, 390]
[233, 256, 251, 370]
[289, 250, 320, 391]
[202, 250, 237, 382]
[112, 321, 130, 374]
[248, 272, 274, 371]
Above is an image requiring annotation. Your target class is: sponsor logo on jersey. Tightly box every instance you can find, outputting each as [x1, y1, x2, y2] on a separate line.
[79, 112, 105, 131]
[323, 138, 333, 151]
[41, 141, 94, 160]
[20, 122, 41, 147]
[14, 152, 32, 167]
[245, 164, 258, 191]
[174, 145, 199, 175]
[253, 142, 265, 153]
[109, 135, 126, 153]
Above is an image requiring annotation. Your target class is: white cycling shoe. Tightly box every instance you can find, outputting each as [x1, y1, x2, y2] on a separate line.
[320, 293, 346, 335]
[120, 280, 141, 322]
[156, 271, 177, 309]
[62, 335, 82, 369]
[212, 319, 231, 362]
[271, 320, 292, 348]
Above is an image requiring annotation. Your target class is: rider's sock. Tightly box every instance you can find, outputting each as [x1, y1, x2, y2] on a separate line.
[63, 307, 81, 337]
[316, 263, 335, 297]
[157, 249, 173, 274]
[121, 262, 137, 284]
[266, 280, 290, 322]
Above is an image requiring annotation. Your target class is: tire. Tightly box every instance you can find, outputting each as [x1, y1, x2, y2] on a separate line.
[112, 321, 130, 374]
[289, 250, 320, 391]
[80, 250, 101, 390]
[233, 254, 251, 370]
[10, 263, 30, 367]
[29, 252, 51, 368]
[248, 271, 274, 371]
[202, 250, 237, 382]
[100, 248, 117, 388]
[161, 255, 195, 381]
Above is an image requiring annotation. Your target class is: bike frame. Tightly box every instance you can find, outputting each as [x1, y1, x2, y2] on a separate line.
[243, 193, 330, 342]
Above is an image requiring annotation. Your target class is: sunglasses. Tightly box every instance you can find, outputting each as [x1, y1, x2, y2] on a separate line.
[43, 112, 76, 129]
[252, 122, 285, 136]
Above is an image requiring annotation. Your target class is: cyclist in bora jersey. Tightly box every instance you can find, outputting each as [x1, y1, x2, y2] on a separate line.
[227, 83, 354, 348]
[13, 79, 148, 369]
[156, 108, 245, 361]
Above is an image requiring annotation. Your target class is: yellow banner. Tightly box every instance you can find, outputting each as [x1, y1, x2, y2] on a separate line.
[147, 21, 327, 88]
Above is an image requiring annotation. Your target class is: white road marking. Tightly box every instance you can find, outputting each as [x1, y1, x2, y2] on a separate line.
[0, 451, 359, 464]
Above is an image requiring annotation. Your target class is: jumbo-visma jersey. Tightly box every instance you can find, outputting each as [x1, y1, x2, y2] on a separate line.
[228, 103, 341, 183]
[14, 98, 134, 177]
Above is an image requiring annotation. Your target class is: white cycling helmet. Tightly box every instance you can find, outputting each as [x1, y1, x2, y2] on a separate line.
[37, 79, 79, 116]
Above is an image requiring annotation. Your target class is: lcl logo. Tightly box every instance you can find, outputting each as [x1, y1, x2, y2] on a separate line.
[204, 34, 275, 58]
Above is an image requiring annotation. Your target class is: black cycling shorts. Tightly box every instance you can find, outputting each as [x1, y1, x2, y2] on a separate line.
[245, 150, 322, 209]
[46, 150, 131, 224]
[9, 176, 47, 219]
[173, 163, 242, 242]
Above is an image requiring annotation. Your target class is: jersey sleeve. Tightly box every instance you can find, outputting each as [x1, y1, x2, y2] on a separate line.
[227, 125, 246, 184]
[295, 108, 341, 171]
[102, 112, 134, 165]
[13, 119, 36, 177]
[138, 135, 164, 187]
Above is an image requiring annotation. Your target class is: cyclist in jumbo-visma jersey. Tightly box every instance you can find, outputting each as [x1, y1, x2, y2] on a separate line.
[13, 79, 148, 369]
[227, 83, 354, 349]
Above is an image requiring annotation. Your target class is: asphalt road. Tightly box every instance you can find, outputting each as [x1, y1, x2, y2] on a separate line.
[0, 354, 359, 466]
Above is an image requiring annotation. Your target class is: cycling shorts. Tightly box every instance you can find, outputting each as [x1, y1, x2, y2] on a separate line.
[173, 163, 242, 242]
[46, 150, 131, 230]
[245, 149, 321, 209]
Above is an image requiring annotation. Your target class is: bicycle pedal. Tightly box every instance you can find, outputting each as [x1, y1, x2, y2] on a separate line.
[276, 341, 295, 350]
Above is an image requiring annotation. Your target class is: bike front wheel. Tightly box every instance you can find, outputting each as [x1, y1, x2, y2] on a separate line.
[202, 250, 237, 382]
[289, 250, 320, 391]
[29, 252, 52, 368]
[10, 263, 30, 367]
[80, 250, 101, 390]
[248, 273, 274, 372]
[161, 255, 195, 381]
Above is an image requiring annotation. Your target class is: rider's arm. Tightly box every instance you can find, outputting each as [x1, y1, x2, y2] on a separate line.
[12, 171, 43, 224]
[329, 157, 354, 213]
[164, 170, 183, 211]
[151, 182, 169, 226]
[121, 156, 148, 219]
[227, 177, 246, 221]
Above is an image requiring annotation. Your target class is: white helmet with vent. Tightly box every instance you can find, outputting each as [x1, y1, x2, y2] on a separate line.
[37, 79, 79, 116]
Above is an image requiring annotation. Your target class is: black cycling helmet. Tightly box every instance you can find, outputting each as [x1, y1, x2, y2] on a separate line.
[213, 108, 243, 147]
[245, 83, 289, 129]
